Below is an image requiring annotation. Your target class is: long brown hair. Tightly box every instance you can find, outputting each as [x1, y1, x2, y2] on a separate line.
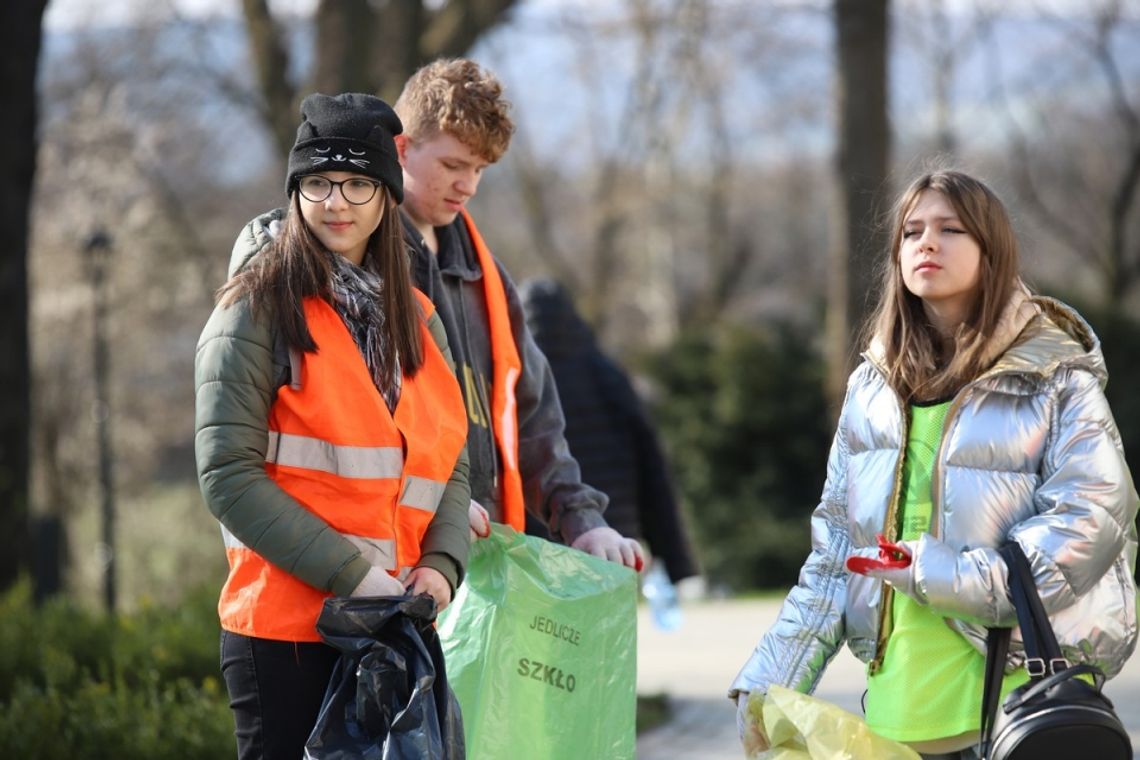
[217, 190, 424, 378]
[863, 170, 1021, 401]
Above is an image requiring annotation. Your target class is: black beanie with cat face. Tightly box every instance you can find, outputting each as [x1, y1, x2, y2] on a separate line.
[286, 92, 404, 203]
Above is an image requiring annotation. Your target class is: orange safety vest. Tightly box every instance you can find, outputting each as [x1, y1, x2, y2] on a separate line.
[460, 209, 526, 531]
[218, 291, 467, 642]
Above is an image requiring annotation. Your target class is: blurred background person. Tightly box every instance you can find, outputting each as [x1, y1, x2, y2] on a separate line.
[520, 278, 698, 598]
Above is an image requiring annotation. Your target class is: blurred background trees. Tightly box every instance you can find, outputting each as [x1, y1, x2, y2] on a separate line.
[238, 0, 519, 157]
[2, 0, 1138, 613]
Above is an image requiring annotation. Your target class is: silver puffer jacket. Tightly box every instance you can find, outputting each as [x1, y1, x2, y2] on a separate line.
[731, 294, 1138, 699]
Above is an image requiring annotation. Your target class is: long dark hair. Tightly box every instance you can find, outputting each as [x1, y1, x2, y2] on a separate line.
[217, 190, 424, 378]
[862, 170, 1021, 401]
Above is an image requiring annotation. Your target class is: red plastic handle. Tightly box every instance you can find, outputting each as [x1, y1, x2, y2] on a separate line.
[846, 533, 912, 574]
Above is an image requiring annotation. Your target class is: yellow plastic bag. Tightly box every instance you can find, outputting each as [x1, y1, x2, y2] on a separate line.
[747, 685, 920, 760]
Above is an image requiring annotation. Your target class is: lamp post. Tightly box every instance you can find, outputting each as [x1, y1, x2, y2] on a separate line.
[85, 228, 116, 613]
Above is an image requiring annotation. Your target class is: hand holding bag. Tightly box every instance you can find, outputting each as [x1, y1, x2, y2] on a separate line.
[305, 595, 465, 760]
[980, 543, 1130, 759]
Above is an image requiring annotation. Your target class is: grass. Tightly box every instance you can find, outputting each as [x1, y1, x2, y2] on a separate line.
[62, 480, 226, 612]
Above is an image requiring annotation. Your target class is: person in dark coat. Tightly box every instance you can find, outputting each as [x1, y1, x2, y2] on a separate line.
[519, 278, 697, 583]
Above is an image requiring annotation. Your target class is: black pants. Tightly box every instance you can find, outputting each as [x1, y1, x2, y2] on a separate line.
[220, 630, 340, 760]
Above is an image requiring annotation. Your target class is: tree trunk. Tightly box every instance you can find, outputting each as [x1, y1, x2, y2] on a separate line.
[371, 0, 426, 103]
[314, 0, 376, 96]
[825, 0, 891, 408]
[1109, 145, 1140, 307]
[241, 0, 296, 158]
[0, 0, 48, 591]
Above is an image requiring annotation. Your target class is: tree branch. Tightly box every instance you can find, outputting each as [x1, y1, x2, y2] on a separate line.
[423, 0, 520, 62]
[314, 0, 376, 95]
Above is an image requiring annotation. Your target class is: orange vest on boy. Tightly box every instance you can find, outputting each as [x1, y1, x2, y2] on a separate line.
[460, 209, 526, 531]
[218, 291, 467, 642]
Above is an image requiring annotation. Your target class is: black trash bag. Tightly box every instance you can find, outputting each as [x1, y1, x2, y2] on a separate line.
[304, 594, 465, 760]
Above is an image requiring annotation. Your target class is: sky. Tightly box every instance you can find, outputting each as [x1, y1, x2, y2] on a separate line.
[44, 0, 585, 31]
[45, 0, 307, 30]
[44, 0, 1109, 31]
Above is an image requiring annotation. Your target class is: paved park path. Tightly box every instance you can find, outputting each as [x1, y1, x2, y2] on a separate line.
[636, 598, 1140, 759]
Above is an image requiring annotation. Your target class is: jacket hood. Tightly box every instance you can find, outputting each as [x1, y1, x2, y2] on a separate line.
[227, 207, 286, 279]
[865, 282, 1107, 387]
[1000, 295, 1107, 386]
[519, 278, 595, 360]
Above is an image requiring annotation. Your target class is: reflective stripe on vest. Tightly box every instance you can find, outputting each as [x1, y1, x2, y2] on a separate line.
[402, 475, 448, 512]
[222, 525, 399, 573]
[460, 209, 526, 531]
[218, 291, 467, 642]
[266, 431, 404, 479]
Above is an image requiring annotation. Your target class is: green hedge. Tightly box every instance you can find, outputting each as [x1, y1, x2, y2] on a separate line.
[644, 323, 832, 592]
[0, 581, 233, 758]
[0, 581, 670, 753]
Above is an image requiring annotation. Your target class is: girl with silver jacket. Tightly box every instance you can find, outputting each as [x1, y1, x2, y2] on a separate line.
[731, 170, 1138, 759]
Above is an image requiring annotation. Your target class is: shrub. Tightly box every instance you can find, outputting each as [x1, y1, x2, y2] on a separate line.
[644, 323, 832, 591]
[0, 673, 232, 759]
[0, 581, 233, 758]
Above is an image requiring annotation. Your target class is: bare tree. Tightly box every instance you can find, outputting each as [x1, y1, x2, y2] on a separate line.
[496, 0, 832, 348]
[0, 0, 49, 592]
[989, 2, 1140, 309]
[1062, 2, 1140, 307]
[242, 0, 521, 158]
[825, 0, 891, 407]
[497, 0, 682, 341]
[894, 0, 998, 158]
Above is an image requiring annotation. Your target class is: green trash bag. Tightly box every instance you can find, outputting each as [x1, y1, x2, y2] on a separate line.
[437, 524, 639, 760]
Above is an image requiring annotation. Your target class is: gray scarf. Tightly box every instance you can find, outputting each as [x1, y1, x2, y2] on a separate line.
[327, 252, 401, 412]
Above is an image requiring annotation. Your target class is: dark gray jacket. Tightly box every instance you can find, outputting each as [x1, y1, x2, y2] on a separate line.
[521, 278, 697, 582]
[402, 213, 609, 544]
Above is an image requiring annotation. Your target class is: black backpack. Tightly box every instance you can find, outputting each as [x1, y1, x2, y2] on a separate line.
[980, 543, 1131, 760]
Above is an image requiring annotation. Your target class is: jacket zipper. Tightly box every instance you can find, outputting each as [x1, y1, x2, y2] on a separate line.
[861, 325, 1042, 672]
[868, 373, 991, 672]
[456, 274, 500, 494]
[868, 393, 910, 675]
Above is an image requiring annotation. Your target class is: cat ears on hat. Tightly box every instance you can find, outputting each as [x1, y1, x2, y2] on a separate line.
[295, 92, 403, 142]
[293, 122, 398, 148]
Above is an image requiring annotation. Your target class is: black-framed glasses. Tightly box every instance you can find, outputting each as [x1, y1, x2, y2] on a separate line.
[297, 175, 382, 205]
